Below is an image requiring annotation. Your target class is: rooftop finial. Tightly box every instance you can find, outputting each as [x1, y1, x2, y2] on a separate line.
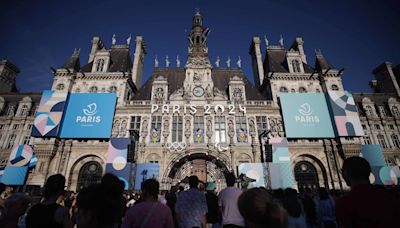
[195, 7, 200, 15]
[264, 34, 269, 47]
[215, 56, 220, 68]
[72, 48, 80, 56]
[226, 57, 231, 68]
[165, 55, 170, 67]
[154, 55, 159, 68]
[127, 34, 132, 46]
[176, 55, 180, 68]
[112, 34, 116, 45]
[237, 56, 242, 68]
[279, 34, 284, 47]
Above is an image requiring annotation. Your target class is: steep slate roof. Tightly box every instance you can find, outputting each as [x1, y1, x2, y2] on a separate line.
[80, 47, 132, 73]
[315, 53, 334, 72]
[264, 48, 314, 73]
[61, 54, 80, 71]
[132, 68, 267, 101]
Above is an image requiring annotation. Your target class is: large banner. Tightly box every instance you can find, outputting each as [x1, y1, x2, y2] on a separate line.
[105, 138, 132, 190]
[59, 93, 117, 138]
[280, 93, 335, 138]
[134, 163, 160, 190]
[327, 91, 363, 136]
[0, 145, 37, 185]
[31, 90, 68, 137]
[361, 144, 400, 185]
[268, 137, 295, 189]
[238, 163, 265, 188]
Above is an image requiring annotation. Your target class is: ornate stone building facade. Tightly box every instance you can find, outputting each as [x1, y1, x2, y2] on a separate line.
[0, 11, 399, 191]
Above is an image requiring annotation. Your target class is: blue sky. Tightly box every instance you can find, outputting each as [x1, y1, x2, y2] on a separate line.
[1, 0, 399, 93]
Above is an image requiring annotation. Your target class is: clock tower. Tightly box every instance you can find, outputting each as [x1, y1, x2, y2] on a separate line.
[183, 10, 214, 101]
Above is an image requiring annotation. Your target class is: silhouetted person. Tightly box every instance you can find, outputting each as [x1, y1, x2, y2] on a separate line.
[317, 188, 336, 228]
[301, 188, 317, 227]
[218, 172, 244, 228]
[238, 188, 287, 228]
[121, 179, 173, 228]
[205, 182, 221, 228]
[282, 188, 306, 228]
[165, 186, 178, 227]
[26, 174, 73, 228]
[336, 156, 400, 227]
[175, 175, 208, 228]
[101, 173, 126, 225]
[75, 183, 122, 228]
[0, 194, 30, 228]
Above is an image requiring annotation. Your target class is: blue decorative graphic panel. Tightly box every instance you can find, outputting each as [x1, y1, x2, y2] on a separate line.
[134, 163, 160, 190]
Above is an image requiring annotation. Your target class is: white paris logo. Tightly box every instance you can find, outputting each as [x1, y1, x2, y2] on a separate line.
[298, 103, 312, 116]
[83, 103, 97, 116]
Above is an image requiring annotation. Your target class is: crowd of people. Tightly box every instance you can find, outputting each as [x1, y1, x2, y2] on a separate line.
[0, 156, 400, 228]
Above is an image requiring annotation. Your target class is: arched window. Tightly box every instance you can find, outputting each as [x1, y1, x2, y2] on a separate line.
[294, 161, 320, 192]
[377, 134, 388, 148]
[56, 83, 65, 91]
[96, 59, 105, 72]
[6, 106, 14, 116]
[89, 86, 98, 93]
[291, 89, 296, 93]
[378, 106, 386, 117]
[76, 161, 103, 191]
[299, 87, 307, 93]
[391, 134, 400, 148]
[75, 88, 81, 93]
[292, 60, 301, 73]
[279, 87, 288, 93]
[392, 106, 400, 117]
[331, 84, 339, 91]
[316, 89, 321, 93]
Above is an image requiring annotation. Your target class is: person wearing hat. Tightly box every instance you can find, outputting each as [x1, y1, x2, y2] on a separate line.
[205, 182, 221, 228]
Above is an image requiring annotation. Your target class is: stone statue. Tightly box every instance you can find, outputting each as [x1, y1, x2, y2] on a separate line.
[264, 34, 269, 47]
[215, 56, 220, 68]
[112, 34, 116, 45]
[193, 72, 201, 82]
[226, 57, 231, 68]
[176, 55, 180, 68]
[154, 55, 159, 68]
[237, 56, 241, 68]
[279, 34, 284, 47]
[165, 55, 170, 67]
[205, 84, 213, 98]
[127, 34, 132, 45]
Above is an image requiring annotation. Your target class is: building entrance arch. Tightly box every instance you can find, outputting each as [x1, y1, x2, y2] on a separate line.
[163, 153, 230, 192]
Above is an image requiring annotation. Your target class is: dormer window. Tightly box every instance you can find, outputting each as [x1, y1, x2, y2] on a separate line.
[292, 60, 301, 73]
[96, 59, 105, 72]
[56, 83, 65, 91]
[331, 84, 339, 91]
[89, 86, 98, 93]
[280, 87, 288, 93]
[299, 87, 307, 93]
[392, 106, 399, 117]
[20, 105, 29, 116]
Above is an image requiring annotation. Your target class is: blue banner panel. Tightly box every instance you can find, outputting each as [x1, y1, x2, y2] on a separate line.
[134, 163, 160, 190]
[105, 138, 132, 190]
[59, 93, 117, 138]
[1, 166, 28, 185]
[268, 137, 295, 189]
[238, 163, 265, 188]
[280, 93, 335, 138]
[327, 91, 363, 136]
[31, 90, 68, 137]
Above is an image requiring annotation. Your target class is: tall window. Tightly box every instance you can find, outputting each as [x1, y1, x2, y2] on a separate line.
[256, 116, 268, 135]
[299, 87, 307, 93]
[292, 60, 301, 73]
[150, 116, 162, 143]
[89, 86, 98, 93]
[364, 105, 374, 116]
[236, 116, 248, 143]
[23, 135, 30, 145]
[391, 134, 400, 148]
[377, 134, 388, 148]
[331, 84, 339, 91]
[7, 134, 16, 149]
[194, 116, 204, 143]
[96, 59, 105, 72]
[56, 83, 65, 91]
[130, 116, 141, 131]
[7, 106, 14, 116]
[20, 105, 29, 116]
[215, 116, 226, 143]
[392, 106, 400, 117]
[172, 116, 183, 142]
[378, 106, 386, 117]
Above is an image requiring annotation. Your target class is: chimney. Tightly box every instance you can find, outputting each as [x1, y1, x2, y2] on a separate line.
[88, 36, 102, 63]
[295, 37, 307, 64]
[131, 36, 146, 88]
[249, 37, 265, 87]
